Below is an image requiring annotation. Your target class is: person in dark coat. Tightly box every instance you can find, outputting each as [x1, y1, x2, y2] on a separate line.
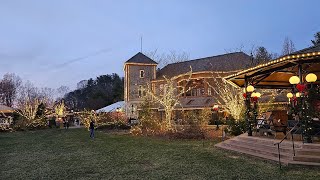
[89, 120, 95, 139]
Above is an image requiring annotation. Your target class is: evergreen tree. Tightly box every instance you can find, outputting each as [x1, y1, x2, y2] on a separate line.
[35, 103, 46, 119]
[311, 32, 320, 46]
[64, 73, 124, 110]
[253, 47, 273, 66]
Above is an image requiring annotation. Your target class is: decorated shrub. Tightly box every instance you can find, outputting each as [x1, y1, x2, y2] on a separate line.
[130, 98, 167, 136]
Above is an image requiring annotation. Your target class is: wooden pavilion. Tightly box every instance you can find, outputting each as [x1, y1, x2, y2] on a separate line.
[215, 45, 320, 167]
[225, 45, 320, 89]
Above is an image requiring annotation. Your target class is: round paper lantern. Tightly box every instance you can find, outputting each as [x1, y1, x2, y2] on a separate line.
[287, 92, 293, 98]
[296, 92, 301, 98]
[289, 76, 300, 85]
[251, 92, 256, 97]
[306, 73, 317, 83]
[255, 92, 261, 98]
[246, 85, 254, 93]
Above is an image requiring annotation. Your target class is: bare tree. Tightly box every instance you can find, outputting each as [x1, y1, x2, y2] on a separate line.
[16, 81, 43, 120]
[146, 50, 189, 68]
[57, 85, 70, 99]
[39, 87, 55, 107]
[281, 37, 296, 56]
[0, 73, 22, 107]
[205, 74, 244, 120]
[77, 80, 88, 89]
[143, 67, 193, 130]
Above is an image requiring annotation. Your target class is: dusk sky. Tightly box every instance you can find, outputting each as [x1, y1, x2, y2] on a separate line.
[0, 0, 319, 90]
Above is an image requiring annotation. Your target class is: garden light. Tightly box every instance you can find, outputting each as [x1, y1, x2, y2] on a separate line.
[306, 73, 317, 83]
[287, 92, 293, 98]
[289, 76, 300, 85]
[246, 85, 254, 93]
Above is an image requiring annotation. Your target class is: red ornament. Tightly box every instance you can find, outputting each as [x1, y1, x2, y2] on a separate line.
[253, 96, 258, 102]
[296, 84, 306, 92]
[243, 93, 247, 98]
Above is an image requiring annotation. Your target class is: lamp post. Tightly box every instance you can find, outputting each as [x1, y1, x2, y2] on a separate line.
[251, 92, 261, 130]
[212, 105, 219, 130]
[289, 72, 318, 143]
[245, 85, 254, 136]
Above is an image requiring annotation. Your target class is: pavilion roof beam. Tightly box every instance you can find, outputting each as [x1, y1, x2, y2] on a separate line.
[251, 73, 271, 86]
[247, 62, 297, 79]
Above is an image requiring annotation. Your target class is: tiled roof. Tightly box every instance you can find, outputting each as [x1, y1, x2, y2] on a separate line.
[125, 52, 158, 64]
[156, 52, 252, 79]
[177, 97, 217, 109]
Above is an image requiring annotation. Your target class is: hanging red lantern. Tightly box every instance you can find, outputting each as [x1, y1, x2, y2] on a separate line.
[296, 84, 306, 92]
[243, 93, 247, 98]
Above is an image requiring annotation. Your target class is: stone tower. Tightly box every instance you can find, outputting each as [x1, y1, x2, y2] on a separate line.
[124, 52, 157, 118]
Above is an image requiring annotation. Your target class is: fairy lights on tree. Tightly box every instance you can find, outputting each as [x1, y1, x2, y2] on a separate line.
[143, 67, 193, 130]
[205, 74, 244, 121]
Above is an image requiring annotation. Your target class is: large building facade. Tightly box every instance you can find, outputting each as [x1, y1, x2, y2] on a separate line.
[124, 52, 252, 119]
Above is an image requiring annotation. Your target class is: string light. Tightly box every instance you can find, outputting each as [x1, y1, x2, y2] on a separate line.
[225, 51, 320, 80]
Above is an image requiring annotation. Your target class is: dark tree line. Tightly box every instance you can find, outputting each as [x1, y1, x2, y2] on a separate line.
[64, 73, 124, 111]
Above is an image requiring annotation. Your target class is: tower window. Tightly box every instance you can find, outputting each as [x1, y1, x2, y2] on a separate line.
[140, 70, 145, 78]
[138, 86, 142, 98]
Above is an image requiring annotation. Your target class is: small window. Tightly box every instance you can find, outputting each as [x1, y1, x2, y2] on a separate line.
[138, 86, 141, 98]
[139, 70, 145, 78]
[159, 84, 163, 94]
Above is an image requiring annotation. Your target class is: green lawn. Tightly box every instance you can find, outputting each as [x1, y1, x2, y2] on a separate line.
[1, 128, 319, 180]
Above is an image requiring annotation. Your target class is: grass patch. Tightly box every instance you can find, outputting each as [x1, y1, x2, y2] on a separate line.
[0, 128, 320, 179]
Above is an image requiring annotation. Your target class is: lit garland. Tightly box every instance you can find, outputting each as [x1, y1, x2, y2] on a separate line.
[225, 52, 320, 80]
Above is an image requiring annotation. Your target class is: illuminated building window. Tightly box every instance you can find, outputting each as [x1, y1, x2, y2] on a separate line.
[208, 88, 212, 96]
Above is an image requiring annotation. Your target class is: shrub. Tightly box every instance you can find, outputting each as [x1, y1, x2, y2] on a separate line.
[11, 114, 48, 131]
[96, 122, 130, 130]
[130, 125, 142, 136]
[225, 118, 246, 136]
[170, 109, 211, 139]
[25, 118, 48, 130]
[130, 98, 167, 136]
[168, 127, 205, 139]
[0, 125, 13, 132]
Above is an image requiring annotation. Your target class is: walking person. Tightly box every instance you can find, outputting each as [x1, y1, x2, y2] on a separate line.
[89, 119, 95, 139]
[63, 117, 67, 129]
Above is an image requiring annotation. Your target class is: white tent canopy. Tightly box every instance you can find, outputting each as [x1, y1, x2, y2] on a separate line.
[96, 101, 125, 113]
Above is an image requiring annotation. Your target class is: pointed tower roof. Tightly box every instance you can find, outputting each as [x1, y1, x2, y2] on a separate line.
[125, 52, 158, 65]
